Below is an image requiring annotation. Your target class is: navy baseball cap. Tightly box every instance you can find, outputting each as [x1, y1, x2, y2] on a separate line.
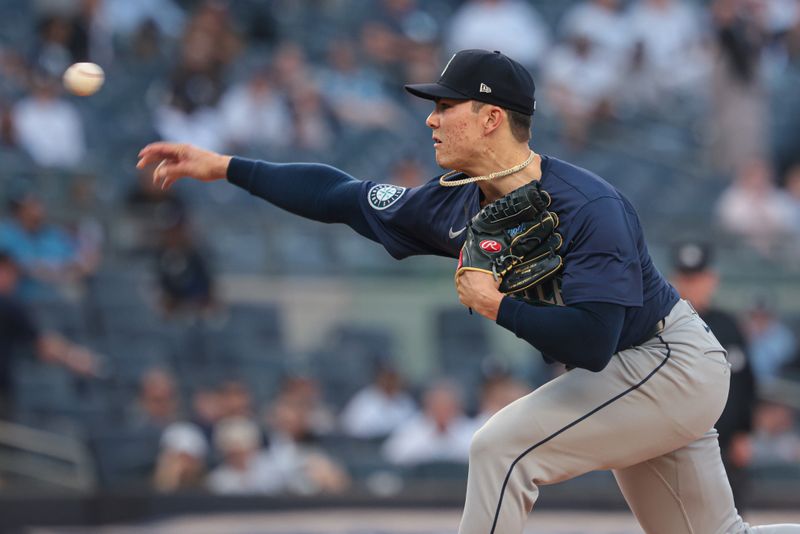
[405, 49, 536, 116]
[672, 242, 713, 274]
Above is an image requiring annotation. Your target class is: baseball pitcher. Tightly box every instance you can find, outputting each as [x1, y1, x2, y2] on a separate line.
[138, 49, 799, 534]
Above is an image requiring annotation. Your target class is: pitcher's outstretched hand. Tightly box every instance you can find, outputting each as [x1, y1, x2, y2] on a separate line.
[137, 142, 232, 190]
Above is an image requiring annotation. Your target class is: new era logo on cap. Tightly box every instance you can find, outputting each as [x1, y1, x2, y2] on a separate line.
[404, 49, 536, 115]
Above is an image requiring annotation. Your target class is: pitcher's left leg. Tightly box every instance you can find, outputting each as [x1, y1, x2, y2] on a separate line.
[457, 339, 702, 534]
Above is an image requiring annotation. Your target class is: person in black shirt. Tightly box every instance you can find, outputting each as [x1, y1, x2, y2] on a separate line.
[155, 215, 215, 316]
[671, 241, 757, 512]
[0, 252, 99, 420]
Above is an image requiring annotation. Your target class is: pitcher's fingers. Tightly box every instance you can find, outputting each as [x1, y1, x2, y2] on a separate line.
[137, 154, 164, 169]
[137, 143, 187, 170]
[138, 141, 184, 160]
[161, 173, 184, 191]
[137, 151, 179, 170]
[157, 169, 178, 190]
[153, 160, 178, 189]
[157, 161, 191, 190]
[152, 160, 168, 186]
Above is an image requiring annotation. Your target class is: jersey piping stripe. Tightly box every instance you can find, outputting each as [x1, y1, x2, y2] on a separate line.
[488, 336, 672, 534]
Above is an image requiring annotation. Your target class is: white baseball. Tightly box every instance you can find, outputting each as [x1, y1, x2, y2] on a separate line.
[63, 62, 105, 96]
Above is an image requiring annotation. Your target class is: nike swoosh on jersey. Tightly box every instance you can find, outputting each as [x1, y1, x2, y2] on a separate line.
[449, 226, 466, 239]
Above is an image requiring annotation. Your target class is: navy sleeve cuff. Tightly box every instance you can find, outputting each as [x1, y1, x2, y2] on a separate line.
[226, 157, 258, 191]
[496, 296, 523, 334]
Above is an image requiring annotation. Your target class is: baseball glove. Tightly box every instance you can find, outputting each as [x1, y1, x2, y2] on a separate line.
[455, 181, 563, 295]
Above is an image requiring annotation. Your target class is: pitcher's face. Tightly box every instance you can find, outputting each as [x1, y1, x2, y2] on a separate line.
[426, 99, 485, 171]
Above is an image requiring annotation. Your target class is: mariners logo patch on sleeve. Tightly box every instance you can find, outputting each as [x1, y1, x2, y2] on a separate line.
[368, 184, 406, 210]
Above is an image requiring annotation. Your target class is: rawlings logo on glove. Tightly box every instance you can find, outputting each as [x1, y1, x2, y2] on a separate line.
[455, 180, 563, 295]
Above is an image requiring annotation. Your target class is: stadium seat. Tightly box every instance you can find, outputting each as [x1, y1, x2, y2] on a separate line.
[86, 427, 162, 489]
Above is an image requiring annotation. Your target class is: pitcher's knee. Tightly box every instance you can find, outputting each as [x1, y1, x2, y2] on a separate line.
[469, 420, 541, 462]
[469, 424, 499, 460]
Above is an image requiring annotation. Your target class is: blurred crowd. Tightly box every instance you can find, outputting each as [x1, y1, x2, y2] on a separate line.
[0, 0, 799, 160]
[0, 0, 800, 499]
[141, 362, 531, 495]
[0, 0, 799, 254]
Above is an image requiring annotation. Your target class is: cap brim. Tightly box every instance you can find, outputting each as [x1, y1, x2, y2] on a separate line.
[404, 82, 469, 101]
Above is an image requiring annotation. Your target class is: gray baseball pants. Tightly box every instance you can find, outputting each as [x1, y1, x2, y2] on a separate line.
[459, 299, 800, 534]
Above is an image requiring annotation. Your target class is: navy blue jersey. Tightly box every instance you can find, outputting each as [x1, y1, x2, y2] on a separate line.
[357, 181, 478, 259]
[357, 155, 679, 351]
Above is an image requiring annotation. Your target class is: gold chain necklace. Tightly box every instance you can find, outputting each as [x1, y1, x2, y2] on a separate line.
[439, 150, 536, 187]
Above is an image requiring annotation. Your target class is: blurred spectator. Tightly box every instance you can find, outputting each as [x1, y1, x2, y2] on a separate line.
[769, 18, 800, 179]
[32, 14, 85, 77]
[98, 0, 186, 42]
[0, 100, 14, 147]
[444, 0, 550, 70]
[210, 381, 348, 496]
[671, 241, 757, 510]
[388, 157, 427, 188]
[715, 159, 795, 256]
[783, 163, 800, 268]
[154, 216, 215, 316]
[270, 45, 342, 152]
[130, 367, 181, 431]
[750, 399, 800, 466]
[153, 2, 242, 152]
[76, 0, 114, 66]
[340, 361, 416, 439]
[218, 66, 294, 153]
[370, 0, 439, 46]
[11, 74, 86, 168]
[558, 0, 630, 68]
[207, 416, 280, 495]
[126, 163, 186, 214]
[189, 384, 225, 444]
[272, 42, 313, 94]
[32, 0, 113, 68]
[124, 18, 166, 64]
[217, 379, 256, 419]
[359, 19, 406, 86]
[784, 163, 800, 263]
[544, 28, 617, 148]
[0, 252, 99, 420]
[153, 421, 208, 493]
[317, 38, 406, 132]
[182, 1, 242, 69]
[277, 374, 336, 435]
[382, 380, 474, 466]
[626, 0, 709, 105]
[153, 83, 223, 153]
[262, 392, 350, 495]
[212, 378, 268, 450]
[401, 41, 442, 89]
[761, 0, 800, 40]
[0, 193, 94, 299]
[743, 299, 797, 390]
[784, 164, 800, 229]
[124, 161, 187, 254]
[287, 81, 340, 153]
[226, 0, 279, 46]
[358, 0, 440, 85]
[709, 0, 769, 174]
[0, 47, 32, 97]
[67, 176, 104, 282]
